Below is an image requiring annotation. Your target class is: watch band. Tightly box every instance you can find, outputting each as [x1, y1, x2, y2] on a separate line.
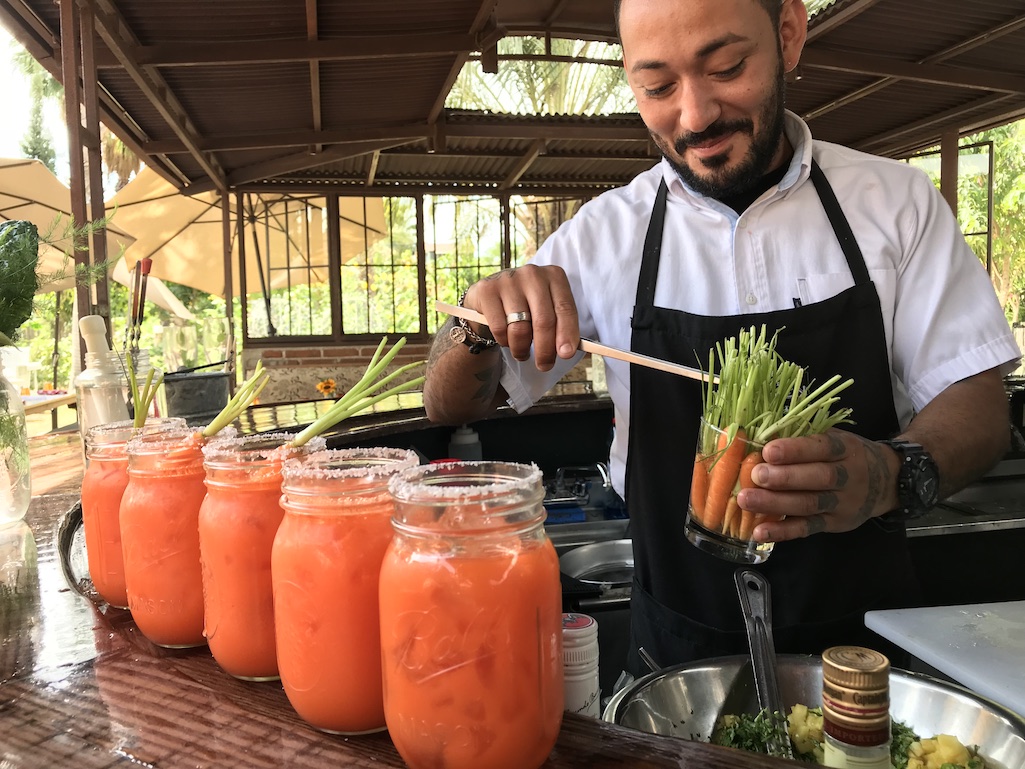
[879, 439, 939, 522]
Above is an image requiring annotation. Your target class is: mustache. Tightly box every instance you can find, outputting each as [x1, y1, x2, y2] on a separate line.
[673, 119, 754, 153]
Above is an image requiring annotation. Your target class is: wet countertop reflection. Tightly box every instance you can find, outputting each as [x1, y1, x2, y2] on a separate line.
[0, 487, 796, 768]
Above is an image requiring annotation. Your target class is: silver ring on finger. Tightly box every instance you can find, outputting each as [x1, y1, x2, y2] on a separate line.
[505, 311, 531, 324]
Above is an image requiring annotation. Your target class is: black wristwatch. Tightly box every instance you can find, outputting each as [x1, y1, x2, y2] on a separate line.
[879, 439, 940, 522]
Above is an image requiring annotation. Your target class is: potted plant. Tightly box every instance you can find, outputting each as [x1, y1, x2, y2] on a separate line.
[0, 221, 40, 525]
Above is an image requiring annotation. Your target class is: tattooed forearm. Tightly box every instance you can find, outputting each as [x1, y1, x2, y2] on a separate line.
[472, 367, 500, 404]
[859, 440, 892, 519]
[427, 318, 460, 373]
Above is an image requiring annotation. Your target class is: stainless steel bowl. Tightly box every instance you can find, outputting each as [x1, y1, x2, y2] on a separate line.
[558, 539, 633, 587]
[603, 654, 1025, 769]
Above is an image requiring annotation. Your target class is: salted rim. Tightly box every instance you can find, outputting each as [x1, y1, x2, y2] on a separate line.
[124, 426, 199, 454]
[281, 447, 420, 482]
[201, 432, 325, 461]
[387, 460, 543, 500]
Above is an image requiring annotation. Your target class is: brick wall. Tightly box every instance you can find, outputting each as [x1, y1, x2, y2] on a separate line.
[242, 339, 592, 404]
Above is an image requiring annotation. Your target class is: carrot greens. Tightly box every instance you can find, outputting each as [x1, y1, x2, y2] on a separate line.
[289, 336, 425, 448]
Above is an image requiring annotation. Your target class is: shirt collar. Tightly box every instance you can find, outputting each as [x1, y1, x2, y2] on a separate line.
[660, 110, 813, 202]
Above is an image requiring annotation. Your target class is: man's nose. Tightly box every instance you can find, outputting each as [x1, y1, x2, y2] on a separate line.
[674, 79, 721, 136]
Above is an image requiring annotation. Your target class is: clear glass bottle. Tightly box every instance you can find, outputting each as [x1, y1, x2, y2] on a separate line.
[198, 432, 324, 682]
[821, 646, 894, 769]
[80, 417, 186, 608]
[75, 351, 130, 447]
[273, 447, 420, 733]
[380, 461, 564, 769]
[0, 359, 30, 525]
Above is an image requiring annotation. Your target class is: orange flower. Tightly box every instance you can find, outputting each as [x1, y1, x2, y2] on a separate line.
[316, 378, 336, 396]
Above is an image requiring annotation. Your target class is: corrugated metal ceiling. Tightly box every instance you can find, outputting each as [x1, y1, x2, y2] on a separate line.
[0, 0, 1022, 196]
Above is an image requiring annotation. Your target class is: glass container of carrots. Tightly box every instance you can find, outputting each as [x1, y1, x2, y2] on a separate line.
[685, 418, 775, 564]
[272, 447, 419, 733]
[380, 461, 564, 769]
[120, 427, 231, 647]
[198, 432, 324, 681]
[81, 417, 186, 608]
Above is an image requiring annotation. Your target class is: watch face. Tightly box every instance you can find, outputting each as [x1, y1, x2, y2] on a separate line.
[914, 457, 940, 506]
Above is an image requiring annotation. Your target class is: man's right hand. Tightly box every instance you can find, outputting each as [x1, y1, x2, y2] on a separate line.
[462, 263, 581, 372]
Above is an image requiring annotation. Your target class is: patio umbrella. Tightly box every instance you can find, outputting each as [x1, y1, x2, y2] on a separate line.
[0, 157, 193, 320]
[106, 168, 388, 298]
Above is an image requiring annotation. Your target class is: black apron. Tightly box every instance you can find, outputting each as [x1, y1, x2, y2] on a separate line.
[624, 161, 921, 675]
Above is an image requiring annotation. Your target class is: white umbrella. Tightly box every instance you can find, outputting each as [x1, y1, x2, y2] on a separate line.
[106, 168, 388, 298]
[0, 157, 193, 320]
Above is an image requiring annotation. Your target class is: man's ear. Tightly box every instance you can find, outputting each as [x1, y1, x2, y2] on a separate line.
[779, 0, 809, 73]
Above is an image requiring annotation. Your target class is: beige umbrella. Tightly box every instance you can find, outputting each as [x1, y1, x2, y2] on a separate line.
[0, 157, 193, 320]
[106, 168, 388, 298]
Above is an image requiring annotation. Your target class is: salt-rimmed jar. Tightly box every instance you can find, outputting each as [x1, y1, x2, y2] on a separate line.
[80, 417, 186, 608]
[272, 447, 419, 734]
[198, 432, 325, 681]
[380, 461, 564, 769]
[120, 426, 234, 647]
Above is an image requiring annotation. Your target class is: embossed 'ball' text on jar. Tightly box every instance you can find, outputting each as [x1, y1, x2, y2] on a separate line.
[80, 417, 186, 608]
[120, 427, 228, 648]
[272, 447, 420, 734]
[199, 432, 325, 682]
[380, 461, 565, 769]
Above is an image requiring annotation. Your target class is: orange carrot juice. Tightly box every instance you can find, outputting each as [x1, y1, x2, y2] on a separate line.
[380, 461, 564, 769]
[81, 418, 185, 608]
[199, 433, 323, 681]
[273, 448, 419, 734]
[120, 428, 211, 648]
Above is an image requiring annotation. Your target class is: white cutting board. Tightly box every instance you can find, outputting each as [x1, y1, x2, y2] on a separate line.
[865, 601, 1025, 718]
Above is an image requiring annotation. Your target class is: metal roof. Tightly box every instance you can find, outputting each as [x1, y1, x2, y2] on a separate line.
[1, 0, 1023, 196]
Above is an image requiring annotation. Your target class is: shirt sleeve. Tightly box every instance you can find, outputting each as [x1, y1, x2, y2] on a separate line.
[892, 170, 1021, 410]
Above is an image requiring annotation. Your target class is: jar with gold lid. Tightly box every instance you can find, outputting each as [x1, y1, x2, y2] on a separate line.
[821, 645, 894, 769]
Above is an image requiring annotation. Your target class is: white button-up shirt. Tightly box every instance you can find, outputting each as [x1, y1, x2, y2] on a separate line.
[500, 111, 1021, 496]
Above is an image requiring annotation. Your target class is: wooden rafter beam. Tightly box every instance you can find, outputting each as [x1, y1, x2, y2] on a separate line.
[306, 0, 322, 153]
[94, 33, 484, 68]
[427, 0, 501, 124]
[141, 115, 648, 155]
[366, 151, 381, 188]
[500, 139, 547, 190]
[800, 48, 1025, 95]
[853, 93, 1019, 154]
[804, 13, 1025, 121]
[86, 0, 225, 188]
[215, 139, 419, 190]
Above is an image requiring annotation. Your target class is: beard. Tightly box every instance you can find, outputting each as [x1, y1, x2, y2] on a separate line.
[654, 64, 787, 199]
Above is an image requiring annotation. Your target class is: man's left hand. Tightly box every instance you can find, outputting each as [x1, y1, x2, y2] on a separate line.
[735, 429, 899, 542]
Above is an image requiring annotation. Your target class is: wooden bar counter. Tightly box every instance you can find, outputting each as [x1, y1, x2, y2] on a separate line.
[0, 427, 801, 768]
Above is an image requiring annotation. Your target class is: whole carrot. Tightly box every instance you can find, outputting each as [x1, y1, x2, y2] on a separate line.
[703, 426, 747, 532]
[737, 449, 762, 541]
[690, 454, 712, 524]
[722, 496, 740, 537]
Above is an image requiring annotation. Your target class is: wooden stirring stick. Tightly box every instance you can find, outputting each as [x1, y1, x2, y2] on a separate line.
[436, 301, 716, 384]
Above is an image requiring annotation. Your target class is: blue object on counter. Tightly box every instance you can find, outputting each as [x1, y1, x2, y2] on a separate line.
[545, 506, 587, 524]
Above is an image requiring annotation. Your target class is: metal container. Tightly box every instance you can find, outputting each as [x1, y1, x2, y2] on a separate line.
[603, 654, 1025, 769]
[558, 538, 633, 588]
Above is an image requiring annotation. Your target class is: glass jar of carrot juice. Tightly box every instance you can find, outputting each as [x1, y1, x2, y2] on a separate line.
[198, 432, 325, 681]
[273, 447, 419, 734]
[81, 418, 186, 608]
[380, 461, 564, 769]
[121, 427, 229, 648]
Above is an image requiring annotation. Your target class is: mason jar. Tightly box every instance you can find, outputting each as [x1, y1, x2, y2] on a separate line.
[381, 461, 564, 769]
[273, 447, 419, 734]
[120, 427, 230, 648]
[198, 432, 324, 681]
[81, 417, 186, 608]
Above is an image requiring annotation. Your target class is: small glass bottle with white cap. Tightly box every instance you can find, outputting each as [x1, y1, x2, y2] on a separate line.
[562, 612, 601, 718]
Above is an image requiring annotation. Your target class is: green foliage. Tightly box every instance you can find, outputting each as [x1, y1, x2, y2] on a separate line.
[0, 221, 40, 347]
[20, 97, 56, 173]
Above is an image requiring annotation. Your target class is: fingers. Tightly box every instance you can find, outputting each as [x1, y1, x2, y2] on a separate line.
[736, 429, 883, 542]
[463, 265, 579, 370]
